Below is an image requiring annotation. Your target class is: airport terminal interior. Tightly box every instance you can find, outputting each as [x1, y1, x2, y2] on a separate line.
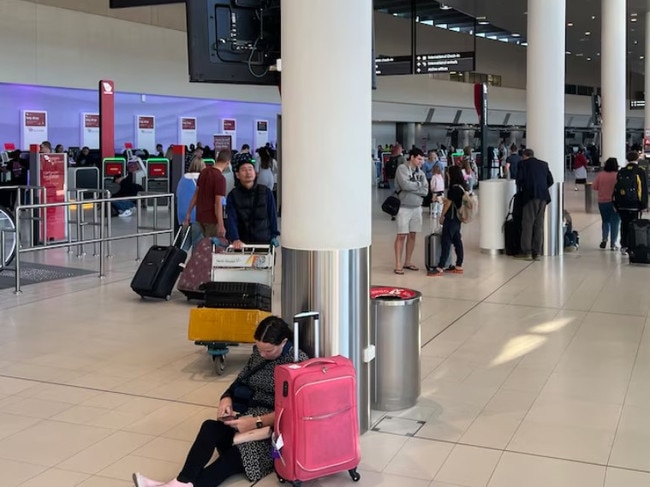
[1, 182, 649, 487]
[3, 0, 650, 486]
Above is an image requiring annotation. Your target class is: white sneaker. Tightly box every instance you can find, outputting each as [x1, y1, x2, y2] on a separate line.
[132, 472, 163, 487]
[119, 208, 134, 218]
[621, 247, 628, 255]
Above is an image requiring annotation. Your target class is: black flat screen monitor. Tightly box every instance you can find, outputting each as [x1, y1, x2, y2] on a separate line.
[110, 0, 182, 7]
[186, 0, 280, 85]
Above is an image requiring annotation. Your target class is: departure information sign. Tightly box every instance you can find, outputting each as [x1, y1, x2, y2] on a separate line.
[375, 56, 412, 76]
[415, 52, 475, 73]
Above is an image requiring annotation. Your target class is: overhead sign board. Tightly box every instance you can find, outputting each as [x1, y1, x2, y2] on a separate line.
[415, 52, 475, 74]
[375, 56, 412, 76]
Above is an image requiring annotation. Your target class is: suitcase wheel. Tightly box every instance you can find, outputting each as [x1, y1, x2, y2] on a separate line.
[212, 355, 226, 375]
[349, 469, 361, 482]
[165, 295, 171, 301]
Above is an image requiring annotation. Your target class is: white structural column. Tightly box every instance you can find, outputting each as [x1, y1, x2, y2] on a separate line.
[645, 0, 650, 135]
[526, 0, 566, 256]
[280, 0, 373, 432]
[601, 0, 627, 163]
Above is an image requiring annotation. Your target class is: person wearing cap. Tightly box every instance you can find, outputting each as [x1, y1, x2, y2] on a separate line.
[226, 158, 279, 249]
[185, 150, 229, 238]
[232, 144, 252, 173]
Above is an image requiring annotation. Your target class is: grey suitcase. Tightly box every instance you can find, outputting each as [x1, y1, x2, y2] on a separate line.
[425, 231, 452, 271]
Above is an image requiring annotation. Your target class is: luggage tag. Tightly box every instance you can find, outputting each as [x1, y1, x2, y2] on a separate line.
[271, 433, 285, 465]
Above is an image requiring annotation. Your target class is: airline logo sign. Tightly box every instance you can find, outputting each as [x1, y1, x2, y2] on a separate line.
[102, 81, 114, 95]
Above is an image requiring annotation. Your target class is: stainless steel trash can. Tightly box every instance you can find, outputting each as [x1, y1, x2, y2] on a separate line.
[370, 286, 421, 411]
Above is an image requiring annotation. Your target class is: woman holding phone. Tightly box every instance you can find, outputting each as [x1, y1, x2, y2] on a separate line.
[132, 316, 309, 487]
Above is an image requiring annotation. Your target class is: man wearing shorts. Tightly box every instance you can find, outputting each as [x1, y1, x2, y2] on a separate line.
[394, 148, 428, 274]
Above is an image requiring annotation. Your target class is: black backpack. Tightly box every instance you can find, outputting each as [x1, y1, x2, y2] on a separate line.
[384, 157, 399, 179]
[614, 165, 643, 209]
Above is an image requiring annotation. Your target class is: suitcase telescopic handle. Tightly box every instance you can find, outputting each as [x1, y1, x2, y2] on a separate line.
[293, 311, 320, 362]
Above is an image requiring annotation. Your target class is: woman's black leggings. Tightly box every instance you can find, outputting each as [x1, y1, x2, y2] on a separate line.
[177, 419, 245, 487]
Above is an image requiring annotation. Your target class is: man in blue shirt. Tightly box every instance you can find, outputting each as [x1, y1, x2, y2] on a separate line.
[226, 160, 279, 249]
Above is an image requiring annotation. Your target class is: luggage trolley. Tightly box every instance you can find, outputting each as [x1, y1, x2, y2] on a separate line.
[188, 244, 275, 374]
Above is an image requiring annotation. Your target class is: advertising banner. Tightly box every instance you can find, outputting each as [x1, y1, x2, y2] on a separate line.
[36, 153, 68, 242]
[179, 117, 197, 147]
[253, 120, 269, 149]
[21, 110, 48, 149]
[81, 113, 100, 148]
[213, 135, 233, 152]
[135, 115, 156, 151]
[99, 80, 115, 160]
[221, 118, 237, 149]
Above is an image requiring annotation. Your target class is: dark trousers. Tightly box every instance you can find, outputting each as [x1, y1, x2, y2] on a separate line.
[619, 210, 641, 249]
[520, 199, 547, 256]
[177, 419, 244, 487]
[439, 217, 463, 267]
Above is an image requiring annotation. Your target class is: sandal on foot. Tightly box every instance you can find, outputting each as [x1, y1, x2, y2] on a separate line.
[394, 268, 404, 275]
[404, 264, 419, 271]
[445, 266, 464, 274]
[427, 268, 443, 277]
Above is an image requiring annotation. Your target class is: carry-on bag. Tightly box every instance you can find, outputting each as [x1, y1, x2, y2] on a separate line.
[131, 228, 188, 300]
[628, 219, 650, 264]
[424, 219, 452, 271]
[177, 237, 228, 301]
[273, 311, 361, 487]
[504, 194, 522, 256]
[201, 281, 272, 311]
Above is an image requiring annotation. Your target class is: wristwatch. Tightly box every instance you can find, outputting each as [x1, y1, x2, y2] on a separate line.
[256, 416, 263, 429]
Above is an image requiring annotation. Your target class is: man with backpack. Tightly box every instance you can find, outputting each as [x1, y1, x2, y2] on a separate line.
[613, 151, 648, 255]
[515, 148, 554, 261]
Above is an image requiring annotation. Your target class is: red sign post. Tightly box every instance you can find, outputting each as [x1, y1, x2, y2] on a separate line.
[37, 153, 68, 242]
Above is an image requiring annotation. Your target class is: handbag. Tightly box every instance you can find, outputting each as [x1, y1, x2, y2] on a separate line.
[382, 193, 401, 216]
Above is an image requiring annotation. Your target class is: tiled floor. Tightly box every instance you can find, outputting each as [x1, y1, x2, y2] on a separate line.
[2, 180, 650, 486]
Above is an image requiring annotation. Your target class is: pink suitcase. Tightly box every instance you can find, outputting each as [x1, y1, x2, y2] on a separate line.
[273, 312, 361, 487]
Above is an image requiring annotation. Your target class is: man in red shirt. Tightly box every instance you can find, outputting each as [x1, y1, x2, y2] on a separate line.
[184, 149, 229, 238]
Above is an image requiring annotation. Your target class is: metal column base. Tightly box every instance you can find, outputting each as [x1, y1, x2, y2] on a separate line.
[281, 246, 371, 434]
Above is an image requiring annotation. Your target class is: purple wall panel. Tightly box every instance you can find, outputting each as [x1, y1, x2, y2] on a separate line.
[0, 83, 280, 151]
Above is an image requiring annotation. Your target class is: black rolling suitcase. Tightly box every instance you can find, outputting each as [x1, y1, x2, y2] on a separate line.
[201, 281, 272, 311]
[131, 229, 188, 300]
[628, 219, 650, 264]
[504, 194, 523, 256]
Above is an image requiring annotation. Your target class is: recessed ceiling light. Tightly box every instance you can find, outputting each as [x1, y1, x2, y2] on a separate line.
[478, 20, 490, 25]
[591, 15, 596, 20]
[567, 22, 574, 27]
[565, 51, 572, 54]
[585, 31, 591, 35]
[512, 33, 521, 37]
[635, 40, 639, 44]
[576, 53, 584, 57]
[631, 12, 638, 17]
[440, 3, 452, 9]
[596, 52, 600, 56]
[641, 56, 645, 60]
[631, 18, 638, 22]
[587, 57, 592, 61]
